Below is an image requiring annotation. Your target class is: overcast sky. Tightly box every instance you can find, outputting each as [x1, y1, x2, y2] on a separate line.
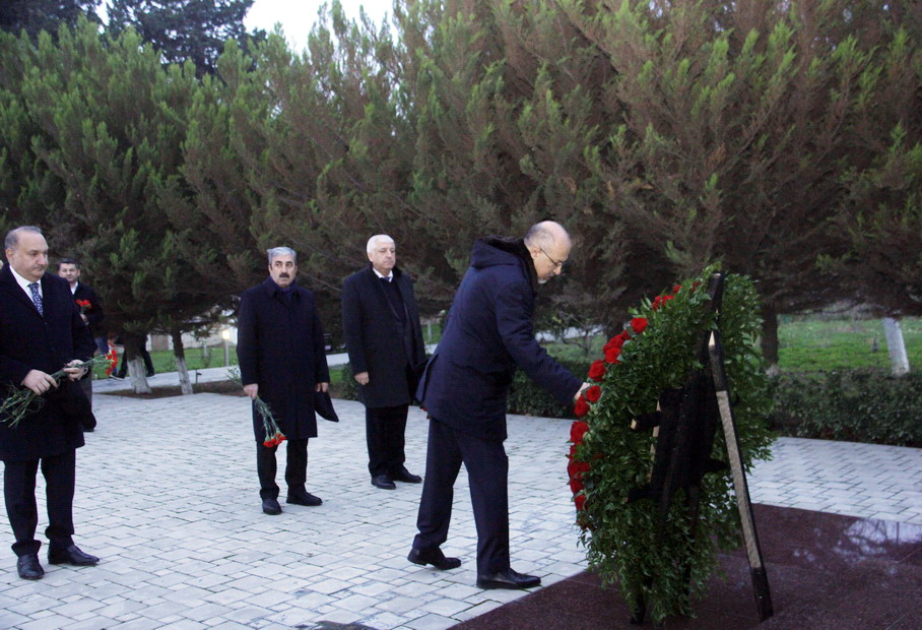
[244, 0, 391, 51]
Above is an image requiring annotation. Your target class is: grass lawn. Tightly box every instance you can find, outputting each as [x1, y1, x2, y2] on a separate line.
[543, 317, 922, 373]
[778, 316, 922, 371]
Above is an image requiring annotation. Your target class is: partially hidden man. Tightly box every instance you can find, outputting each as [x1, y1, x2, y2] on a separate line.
[237, 247, 331, 516]
[409, 220, 588, 590]
[0, 227, 100, 580]
[342, 235, 427, 490]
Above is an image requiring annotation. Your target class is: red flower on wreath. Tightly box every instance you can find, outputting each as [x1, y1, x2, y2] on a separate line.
[585, 385, 601, 403]
[574, 395, 590, 418]
[631, 317, 648, 334]
[604, 345, 621, 364]
[570, 420, 589, 444]
[574, 493, 586, 512]
[587, 360, 605, 382]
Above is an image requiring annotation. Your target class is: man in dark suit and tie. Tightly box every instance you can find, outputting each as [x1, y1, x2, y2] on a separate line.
[58, 258, 104, 416]
[237, 247, 331, 516]
[0, 226, 100, 580]
[58, 258, 105, 355]
[342, 235, 427, 490]
[409, 221, 588, 589]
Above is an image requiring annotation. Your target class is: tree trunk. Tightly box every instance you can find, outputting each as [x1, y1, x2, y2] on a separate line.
[882, 317, 910, 376]
[760, 303, 780, 375]
[124, 334, 152, 394]
[172, 329, 193, 395]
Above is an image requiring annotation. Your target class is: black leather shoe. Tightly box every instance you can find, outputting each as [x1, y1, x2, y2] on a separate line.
[408, 547, 461, 571]
[391, 466, 422, 483]
[477, 568, 541, 590]
[262, 498, 282, 515]
[371, 474, 396, 490]
[286, 490, 322, 506]
[17, 554, 44, 580]
[48, 545, 99, 566]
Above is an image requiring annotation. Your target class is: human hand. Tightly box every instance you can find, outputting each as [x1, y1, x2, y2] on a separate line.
[22, 370, 57, 394]
[354, 372, 369, 385]
[573, 382, 591, 404]
[63, 360, 87, 381]
[316, 382, 329, 393]
[243, 384, 258, 399]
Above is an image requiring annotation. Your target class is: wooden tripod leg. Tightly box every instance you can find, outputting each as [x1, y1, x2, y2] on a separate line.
[709, 331, 774, 621]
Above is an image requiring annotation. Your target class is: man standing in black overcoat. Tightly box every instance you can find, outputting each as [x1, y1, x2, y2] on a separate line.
[237, 247, 331, 516]
[59, 257, 104, 417]
[58, 258, 105, 355]
[409, 221, 588, 589]
[0, 226, 100, 580]
[342, 235, 427, 490]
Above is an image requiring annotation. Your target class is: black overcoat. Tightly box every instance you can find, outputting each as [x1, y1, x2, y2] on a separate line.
[0, 265, 95, 461]
[416, 238, 583, 442]
[341, 266, 427, 409]
[73, 282, 104, 337]
[237, 278, 331, 442]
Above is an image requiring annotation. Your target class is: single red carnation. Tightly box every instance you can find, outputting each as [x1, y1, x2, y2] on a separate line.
[574, 494, 586, 511]
[574, 395, 590, 418]
[263, 440, 273, 448]
[570, 420, 589, 444]
[569, 477, 584, 494]
[587, 360, 605, 382]
[585, 385, 601, 403]
[631, 317, 648, 334]
[604, 345, 621, 364]
[673, 284, 682, 293]
[652, 295, 663, 310]
[604, 333, 627, 351]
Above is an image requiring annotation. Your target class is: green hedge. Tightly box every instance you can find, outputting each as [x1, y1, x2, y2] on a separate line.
[506, 358, 592, 418]
[335, 360, 922, 447]
[768, 370, 922, 447]
[332, 359, 592, 419]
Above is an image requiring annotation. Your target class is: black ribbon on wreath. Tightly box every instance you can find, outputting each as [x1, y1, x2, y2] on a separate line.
[626, 273, 772, 626]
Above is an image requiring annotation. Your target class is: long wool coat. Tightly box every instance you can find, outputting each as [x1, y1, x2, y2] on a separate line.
[0, 265, 95, 461]
[341, 265, 427, 409]
[236, 278, 331, 442]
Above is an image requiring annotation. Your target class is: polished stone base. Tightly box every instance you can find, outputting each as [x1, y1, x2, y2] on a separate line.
[455, 504, 922, 629]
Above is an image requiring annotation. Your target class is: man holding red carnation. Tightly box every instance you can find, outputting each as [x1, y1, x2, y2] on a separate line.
[410, 220, 589, 590]
[237, 247, 331, 516]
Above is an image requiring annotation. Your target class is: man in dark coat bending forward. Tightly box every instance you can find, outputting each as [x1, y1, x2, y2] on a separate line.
[409, 220, 588, 590]
[237, 247, 331, 516]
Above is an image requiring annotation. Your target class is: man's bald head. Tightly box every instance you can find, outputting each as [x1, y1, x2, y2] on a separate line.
[524, 221, 571, 284]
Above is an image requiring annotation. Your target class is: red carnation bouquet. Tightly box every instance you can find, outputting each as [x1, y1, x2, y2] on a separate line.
[228, 370, 286, 447]
[76, 299, 92, 314]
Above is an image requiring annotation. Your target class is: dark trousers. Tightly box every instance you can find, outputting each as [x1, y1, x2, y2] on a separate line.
[413, 418, 510, 575]
[366, 404, 409, 478]
[79, 373, 92, 410]
[116, 343, 154, 377]
[256, 438, 308, 500]
[3, 450, 76, 557]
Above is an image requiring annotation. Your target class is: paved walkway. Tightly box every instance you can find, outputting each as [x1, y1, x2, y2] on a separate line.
[0, 374, 920, 629]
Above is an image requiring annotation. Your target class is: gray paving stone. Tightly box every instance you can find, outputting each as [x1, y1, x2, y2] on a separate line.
[0, 387, 917, 629]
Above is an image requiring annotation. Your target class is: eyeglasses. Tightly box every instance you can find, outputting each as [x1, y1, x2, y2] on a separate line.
[538, 246, 565, 270]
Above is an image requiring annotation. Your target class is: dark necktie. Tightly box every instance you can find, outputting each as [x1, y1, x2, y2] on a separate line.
[29, 282, 44, 316]
[380, 276, 391, 283]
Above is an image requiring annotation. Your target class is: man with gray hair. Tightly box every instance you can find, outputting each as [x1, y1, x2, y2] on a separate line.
[342, 235, 427, 490]
[237, 246, 331, 515]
